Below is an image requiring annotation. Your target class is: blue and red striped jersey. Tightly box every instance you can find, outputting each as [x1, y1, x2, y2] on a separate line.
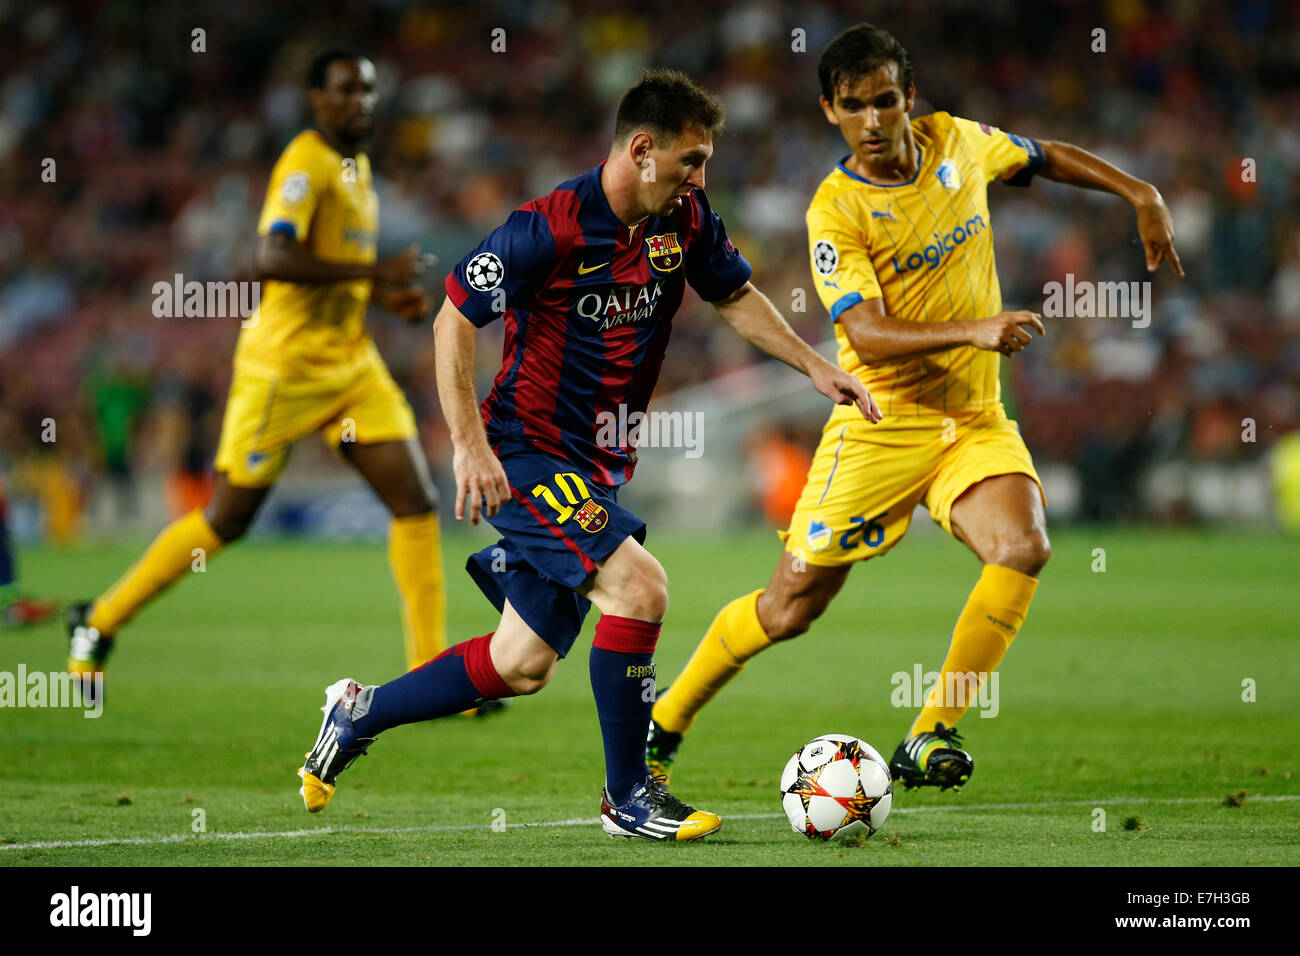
[446, 163, 751, 486]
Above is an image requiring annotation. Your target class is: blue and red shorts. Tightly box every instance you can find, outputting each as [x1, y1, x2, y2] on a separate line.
[465, 450, 645, 658]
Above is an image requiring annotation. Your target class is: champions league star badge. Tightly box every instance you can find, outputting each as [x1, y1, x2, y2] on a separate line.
[644, 233, 683, 272]
[813, 239, 839, 276]
[280, 171, 311, 204]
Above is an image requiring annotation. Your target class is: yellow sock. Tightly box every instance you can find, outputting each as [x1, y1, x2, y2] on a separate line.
[89, 509, 224, 635]
[909, 564, 1038, 738]
[389, 512, 447, 671]
[653, 590, 774, 734]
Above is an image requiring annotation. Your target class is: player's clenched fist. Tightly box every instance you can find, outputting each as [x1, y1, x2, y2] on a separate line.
[372, 285, 431, 323]
[966, 311, 1045, 356]
[452, 440, 511, 525]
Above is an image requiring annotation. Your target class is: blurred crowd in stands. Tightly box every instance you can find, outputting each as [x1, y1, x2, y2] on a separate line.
[1, 0, 1297, 533]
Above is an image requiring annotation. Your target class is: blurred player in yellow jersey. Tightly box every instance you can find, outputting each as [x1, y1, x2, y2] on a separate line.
[650, 23, 1184, 788]
[67, 50, 460, 690]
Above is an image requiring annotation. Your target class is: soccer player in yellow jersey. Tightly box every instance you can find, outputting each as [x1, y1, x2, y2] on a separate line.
[650, 23, 1184, 788]
[67, 50, 454, 686]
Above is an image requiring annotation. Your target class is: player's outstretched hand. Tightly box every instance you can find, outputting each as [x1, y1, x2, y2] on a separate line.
[373, 245, 438, 286]
[810, 360, 883, 423]
[373, 284, 431, 323]
[452, 440, 510, 525]
[967, 311, 1045, 356]
[1135, 192, 1184, 277]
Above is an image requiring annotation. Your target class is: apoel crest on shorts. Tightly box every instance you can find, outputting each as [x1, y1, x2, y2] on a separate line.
[644, 233, 683, 272]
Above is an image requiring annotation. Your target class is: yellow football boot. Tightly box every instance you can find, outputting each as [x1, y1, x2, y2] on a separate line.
[600, 774, 721, 841]
[297, 679, 375, 813]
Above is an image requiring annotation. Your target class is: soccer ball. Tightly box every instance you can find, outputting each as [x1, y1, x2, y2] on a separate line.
[780, 734, 893, 841]
[465, 252, 504, 291]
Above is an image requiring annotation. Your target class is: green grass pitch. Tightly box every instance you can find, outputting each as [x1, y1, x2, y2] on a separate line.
[1, 527, 1296, 866]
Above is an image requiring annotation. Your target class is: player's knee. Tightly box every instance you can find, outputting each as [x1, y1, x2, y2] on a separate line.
[205, 507, 255, 543]
[405, 479, 437, 517]
[612, 555, 668, 621]
[386, 480, 435, 518]
[392, 494, 435, 519]
[763, 596, 824, 641]
[498, 648, 557, 695]
[758, 574, 836, 641]
[503, 671, 551, 695]
[990, 531, 1051, 576]
[624, 572, 669, 622]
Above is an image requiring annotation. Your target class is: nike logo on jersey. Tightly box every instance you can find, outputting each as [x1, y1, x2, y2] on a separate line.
[578, 261, 609, 275]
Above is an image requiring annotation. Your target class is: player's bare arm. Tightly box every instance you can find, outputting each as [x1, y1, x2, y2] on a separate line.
[1034, 140, 1183, 276]
[256, 238, 434, 322]
[432, 297, 509, 524]
[711, 281, 882, 422]
[839, 296, 1045, 362]
[254, 234, 428, 286]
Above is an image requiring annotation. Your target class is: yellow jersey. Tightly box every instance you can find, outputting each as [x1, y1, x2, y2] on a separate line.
[807, 111, 1042, 418]
[237, 129, 379, 381]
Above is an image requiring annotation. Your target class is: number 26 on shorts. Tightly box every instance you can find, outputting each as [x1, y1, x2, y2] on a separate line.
[840, 511, 887, 550]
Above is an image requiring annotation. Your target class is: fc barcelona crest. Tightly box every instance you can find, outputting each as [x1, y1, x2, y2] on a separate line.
[644, 233, 683, 272]
[574, 499, 608, 533]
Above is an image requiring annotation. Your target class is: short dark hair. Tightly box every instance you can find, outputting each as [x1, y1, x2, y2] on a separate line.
[614, 68, 725, 144]
[308, 48, 366, 90]
[818, 23, 913, 104]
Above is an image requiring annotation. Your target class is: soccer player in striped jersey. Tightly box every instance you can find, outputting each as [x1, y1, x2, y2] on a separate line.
[66, 51, 453, 685]
[649, 23, 1183, 789]
[297, 69, 880, 841]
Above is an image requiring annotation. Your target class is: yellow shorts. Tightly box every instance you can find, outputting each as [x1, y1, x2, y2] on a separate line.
[213, 346, 417, 487]
[779, 406, 1044, 567]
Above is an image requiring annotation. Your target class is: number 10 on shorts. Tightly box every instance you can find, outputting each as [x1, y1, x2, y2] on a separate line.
[531, 472, 592, 524]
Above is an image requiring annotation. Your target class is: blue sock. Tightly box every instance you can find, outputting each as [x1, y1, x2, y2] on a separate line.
[590, 616, 661, 805]
[352, 634, 511, 737]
